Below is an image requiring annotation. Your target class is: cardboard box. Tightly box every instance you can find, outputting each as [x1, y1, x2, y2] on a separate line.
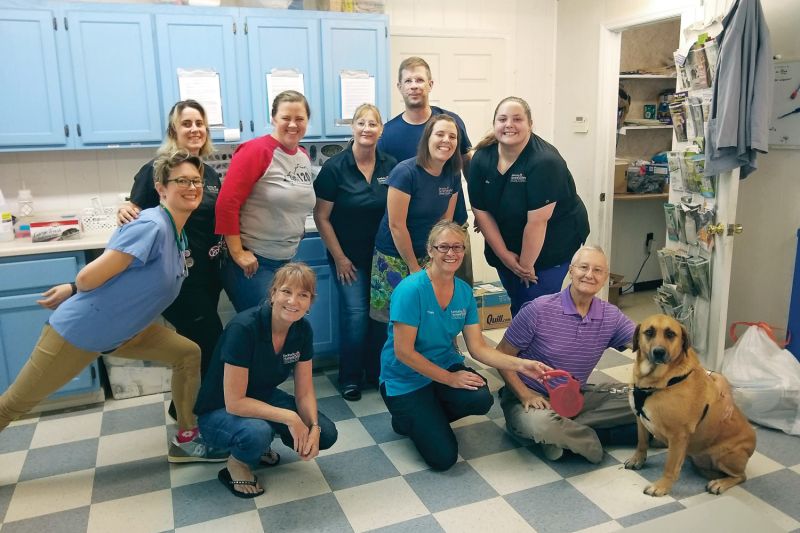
[614, 158, 629, 194]
[608, 273, 624, 306]
[473, 282, 512, 330]
[30, 219, 82, 243]
[103, 355, 172, 400]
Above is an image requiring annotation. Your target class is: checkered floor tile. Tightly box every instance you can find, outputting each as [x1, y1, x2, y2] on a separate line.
[1, 343, 799, 532]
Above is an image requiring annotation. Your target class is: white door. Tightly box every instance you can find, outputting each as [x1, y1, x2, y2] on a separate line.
[389, 35, 508, 283]
[598, 8, 742, 370]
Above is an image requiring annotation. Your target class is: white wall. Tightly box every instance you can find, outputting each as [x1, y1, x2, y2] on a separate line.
[554, 0, 800, 336]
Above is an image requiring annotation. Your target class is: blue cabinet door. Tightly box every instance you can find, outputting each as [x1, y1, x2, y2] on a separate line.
[0, 9, 69, 148]
[308, 264, 339, 357]
[65, 10, 162, 145]
[320, 18, 388, 138]
[244, 16, 322, 139]
[155, 12, 241, 143]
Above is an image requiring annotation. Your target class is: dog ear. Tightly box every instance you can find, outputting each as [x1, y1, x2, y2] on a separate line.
[632, 323, 641, 352]
[680, 324, 690, 353]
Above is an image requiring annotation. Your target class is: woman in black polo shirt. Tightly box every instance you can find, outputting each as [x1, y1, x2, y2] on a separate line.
[468, 97, 589, 315]
[194, 263, 338, 498]
[313, 103, 397, 401]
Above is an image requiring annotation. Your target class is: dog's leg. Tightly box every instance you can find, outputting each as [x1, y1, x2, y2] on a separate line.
[624, 419, 650, 470]
[644, 433, 689, 496]
[706, 450, 750, 494]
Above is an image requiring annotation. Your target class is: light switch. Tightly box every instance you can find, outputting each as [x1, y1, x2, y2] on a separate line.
[572, 116, 589, 133]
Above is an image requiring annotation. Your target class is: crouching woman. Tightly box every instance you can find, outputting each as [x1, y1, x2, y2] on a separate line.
[194, 263, 338, 498]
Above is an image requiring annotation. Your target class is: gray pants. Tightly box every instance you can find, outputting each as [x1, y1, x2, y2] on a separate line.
[499, 383, 636, 463]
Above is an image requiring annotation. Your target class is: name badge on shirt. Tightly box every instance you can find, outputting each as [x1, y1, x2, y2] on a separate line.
[450, 308, 467, 320]
[510, 173, 527, 183]
[438, 186, 454, 196]
[377, 175, 389, 184]
[282, 351, 301, 365]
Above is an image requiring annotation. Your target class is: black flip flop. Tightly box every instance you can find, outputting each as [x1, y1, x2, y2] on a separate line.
[218, 467, 264, 499]
[341, 385, 361, 401]
[259, 449, 281, 467]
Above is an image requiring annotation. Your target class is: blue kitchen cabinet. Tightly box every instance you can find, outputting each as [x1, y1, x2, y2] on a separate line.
[320, 17, 389, 138]
[244, 14, 323, 139]
[295, 234, 338, 358]
[0, 252, 100, 399]
[65, 9, 163, 145]
[0, 9, 69, 148]
[154, 12, 242, 143]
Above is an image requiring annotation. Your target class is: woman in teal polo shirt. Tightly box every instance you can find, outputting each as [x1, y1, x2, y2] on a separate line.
[379, 221, 550, 470]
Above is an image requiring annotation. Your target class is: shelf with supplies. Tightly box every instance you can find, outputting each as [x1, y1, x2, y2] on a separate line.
[618, 124, 673, 134]
[619, 74, 677, 79]
[614, 192, 669, 201]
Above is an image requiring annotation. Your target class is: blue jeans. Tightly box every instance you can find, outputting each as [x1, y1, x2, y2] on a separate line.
[198, 388, 338, 467]
[496, 262, 570, 316]
[222, 253, 289, 313]
[330, 259, 387, 387]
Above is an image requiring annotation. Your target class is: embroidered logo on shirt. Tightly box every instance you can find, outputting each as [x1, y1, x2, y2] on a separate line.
[426, 310, 435, 315]
[510, 173, 527, 183]
[282, 351, 301, 364]
[377, 175, 389, 184]
[438, 187, 454, 196]
[450, 309, 467, 319]
[205, 185, 219, 193]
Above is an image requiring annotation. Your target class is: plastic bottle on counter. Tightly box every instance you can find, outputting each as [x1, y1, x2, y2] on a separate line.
[17, 188, 34, 217]
[0, 189, 14, 242]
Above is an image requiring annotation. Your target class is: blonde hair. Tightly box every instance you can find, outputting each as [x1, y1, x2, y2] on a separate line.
[269, 262, 317, 303]
[153, 150, 203, 186]
[352, 103, 383, 124]
[427, 220, 469, 253]
[159, 100, 214, 158]
[473, 96, 533, 152]
[271, 90, 311, 119]
[397, 56, 432, 83]
[416, 115, 462, 175]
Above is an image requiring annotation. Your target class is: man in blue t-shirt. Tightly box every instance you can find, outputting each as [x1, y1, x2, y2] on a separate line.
[378, 56, 473, 283]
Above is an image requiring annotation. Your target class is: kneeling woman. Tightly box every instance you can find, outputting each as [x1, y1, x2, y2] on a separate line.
[194, 263, 338, 498]
[380, 221, 551, 470]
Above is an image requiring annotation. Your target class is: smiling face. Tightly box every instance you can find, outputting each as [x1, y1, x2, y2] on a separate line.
[398, 66, 433, 110]
[271, 282, 313, 325]
[427, 120, 458, 166]
[156, 161, 203, 215]
[351, 109, 382, 149]
[174, 107, 207, 156]
[271, 101, 308, 149]
[568, 248, 610, 298]
[493, 100, 532, 149]
[428, 228, 466, 274]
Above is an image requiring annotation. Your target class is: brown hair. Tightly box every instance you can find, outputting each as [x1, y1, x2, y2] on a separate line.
[271, 90, 311, 119]
[427, 220, 469, 254]
[397, 56, 432, 83]
[153, 150, 203, 186]
[159, 99, 214, 157]
[416, 114, 462, 175]
[269, 262, 317, 303]
[473, 96, 533, 152]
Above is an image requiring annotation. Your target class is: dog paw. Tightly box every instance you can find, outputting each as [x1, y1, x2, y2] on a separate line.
[706, 478, 737, 494]
[624, 454, 646, 470]
[643, 480, 672, 497]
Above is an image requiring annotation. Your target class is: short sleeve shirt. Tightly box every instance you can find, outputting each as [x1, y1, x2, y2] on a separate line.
[194, 305, 314, 415]
[313, 145, 397, 267]
[49, 207, 186, 352]
[380, 271, 478, 396]
[502, 286, 635, 395]
[468, 135, 590, 269]
[373, 158, 463, 258]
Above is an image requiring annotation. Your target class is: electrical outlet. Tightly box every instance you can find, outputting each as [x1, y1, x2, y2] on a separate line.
[645, 232, 654, 253]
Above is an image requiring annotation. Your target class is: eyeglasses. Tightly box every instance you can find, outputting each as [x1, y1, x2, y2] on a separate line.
[167, 178, 204, 189]
[432, 244, 466, 254]
[571, 264, 608, 276]
[354, 120, 380, 129]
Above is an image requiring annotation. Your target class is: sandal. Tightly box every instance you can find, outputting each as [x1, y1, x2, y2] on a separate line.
[218, 467, 264, 499]
[259, 449, 281, 467]
[341, 385, 361, 402]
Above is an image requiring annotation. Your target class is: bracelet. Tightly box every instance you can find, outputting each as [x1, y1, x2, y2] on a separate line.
[310, 423, 322, 433]
[69, 282, 78, 296]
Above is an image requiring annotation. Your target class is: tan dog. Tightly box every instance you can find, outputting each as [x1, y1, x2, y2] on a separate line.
[624, 314, 756, 496]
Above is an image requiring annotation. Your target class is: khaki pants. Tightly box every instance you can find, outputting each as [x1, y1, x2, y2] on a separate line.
[0, 324, 200, 432]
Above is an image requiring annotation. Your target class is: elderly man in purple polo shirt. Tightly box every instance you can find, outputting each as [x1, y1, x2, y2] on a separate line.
[496, 245, 637, 463]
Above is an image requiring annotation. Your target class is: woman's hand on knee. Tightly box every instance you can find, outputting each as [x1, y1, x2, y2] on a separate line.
[299, 426, 321, 461]
[521, 391, 550, 412]
[287, 413, 310, 454]
[447, 370, 485, 390]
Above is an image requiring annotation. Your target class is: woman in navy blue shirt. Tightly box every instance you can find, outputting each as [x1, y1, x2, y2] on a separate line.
[369, 114, 463, 324]
[314, 103, 397, 401]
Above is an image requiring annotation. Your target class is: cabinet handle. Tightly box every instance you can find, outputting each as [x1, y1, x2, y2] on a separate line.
[239, 120, 243, 132]
[250, 120, 254, 132]
[233, 21, 237, 34]
[244, 22, 248, 35]
[52, 17, 57, 31]
[64, 17, 68, 31]
[90, 365, 97, 381]
[64, 124, 70, 137]
[77, 124, 82, 137]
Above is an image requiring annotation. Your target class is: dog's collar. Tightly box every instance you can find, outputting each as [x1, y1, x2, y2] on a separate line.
[632, 370, 695, 420]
